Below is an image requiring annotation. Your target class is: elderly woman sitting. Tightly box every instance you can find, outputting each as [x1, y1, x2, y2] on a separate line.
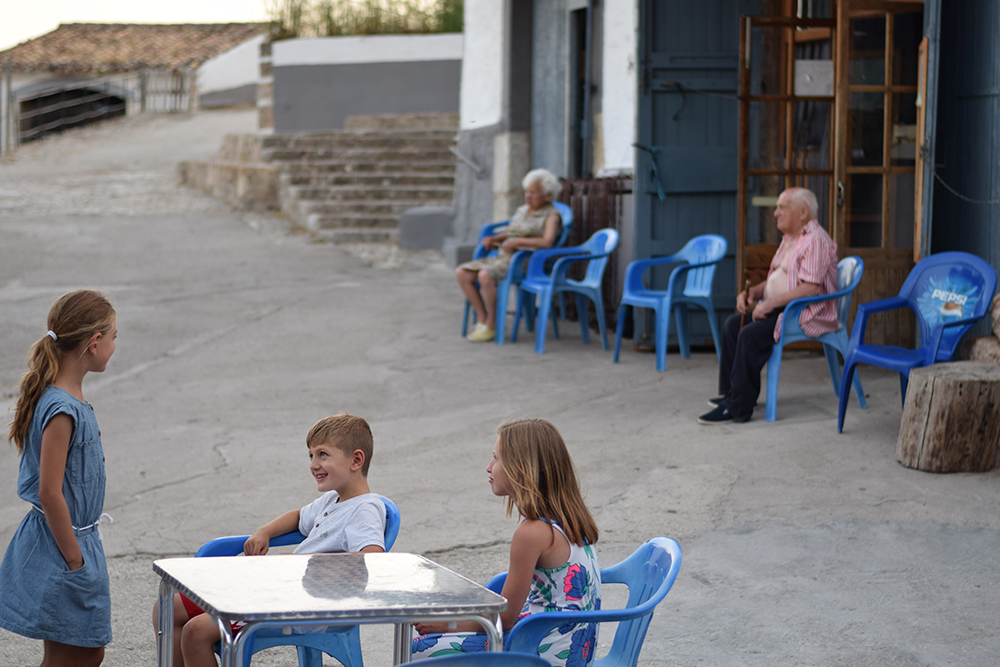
[457, 168, 564, 342]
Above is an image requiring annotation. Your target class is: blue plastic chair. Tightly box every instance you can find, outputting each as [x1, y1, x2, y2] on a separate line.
[764, 256, 867, 421]
[837, 251, 998, 432]
[511, 228, 620, 353]
[486, 537, 681, 667]
[461, 202, 573, 344]
[613, 234, 727, 372]
[416, 653, 549, 666]
[197, 495, 401, 667]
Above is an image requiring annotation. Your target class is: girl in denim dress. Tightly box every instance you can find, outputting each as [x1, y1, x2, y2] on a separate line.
[411, 419, 601, 666]
[0, 290, 117, 667]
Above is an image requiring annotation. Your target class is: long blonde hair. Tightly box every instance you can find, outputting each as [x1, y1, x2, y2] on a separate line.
[7, 290, 116, 453]
[496, 419, 599, 546]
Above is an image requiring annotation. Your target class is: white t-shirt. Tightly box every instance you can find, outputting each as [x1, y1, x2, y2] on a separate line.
[294, 491, 386, 554]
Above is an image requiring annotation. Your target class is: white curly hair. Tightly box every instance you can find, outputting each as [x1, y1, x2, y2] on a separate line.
[522, 168, 562, 199]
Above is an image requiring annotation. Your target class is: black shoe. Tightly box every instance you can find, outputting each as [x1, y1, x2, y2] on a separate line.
[708, 396, 724, 407]
[698, 405, 734, 425]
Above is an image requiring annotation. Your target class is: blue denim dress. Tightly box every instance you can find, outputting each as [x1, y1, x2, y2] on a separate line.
[0, 386, 112, 647]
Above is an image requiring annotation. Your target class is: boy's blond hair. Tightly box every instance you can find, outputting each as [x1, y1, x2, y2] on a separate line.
[306, 414, 374, 476]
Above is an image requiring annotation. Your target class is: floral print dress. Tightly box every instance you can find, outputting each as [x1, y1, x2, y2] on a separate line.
[412, 521, 601, 667]
[457, 203, 560, 283]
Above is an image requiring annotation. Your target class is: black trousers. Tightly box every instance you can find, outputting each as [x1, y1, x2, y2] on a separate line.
[718, 310, 783, 421]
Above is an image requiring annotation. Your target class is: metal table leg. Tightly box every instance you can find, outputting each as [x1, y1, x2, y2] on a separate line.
[156, 579, 175, 667]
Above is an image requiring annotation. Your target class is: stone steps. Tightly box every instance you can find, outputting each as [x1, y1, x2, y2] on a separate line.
[261, 131, 456, 151]
[262, 147, 454, 163]
[287, 185, 455, 202]
[283, 172, 454, 187]
[281, 160, 455, 176]
[181, 112, 457, 241]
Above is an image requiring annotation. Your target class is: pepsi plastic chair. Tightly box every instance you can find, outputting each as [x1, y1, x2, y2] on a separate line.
[511, 228, 620, 353]
[764, 256, 867, 421]
[837, 251, 998, 432]
[613, 234, 727, 371]
[416, 653, 549, 666]
[461, 202, 574, 344]
[197, 495, 401, 667]
[486, 537, 681, 667]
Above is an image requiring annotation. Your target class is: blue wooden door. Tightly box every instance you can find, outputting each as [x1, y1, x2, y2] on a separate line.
[634, 0, 752, 347]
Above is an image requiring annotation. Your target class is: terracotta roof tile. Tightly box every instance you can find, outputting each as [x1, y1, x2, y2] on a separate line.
[0, 23, 269, 74]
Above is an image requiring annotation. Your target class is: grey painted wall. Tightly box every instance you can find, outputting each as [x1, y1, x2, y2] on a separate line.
[273, 60, 461, 132]
[200, 83, 257, 109]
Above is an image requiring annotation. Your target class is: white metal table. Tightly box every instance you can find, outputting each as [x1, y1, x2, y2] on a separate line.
[154, 552, 506, 667]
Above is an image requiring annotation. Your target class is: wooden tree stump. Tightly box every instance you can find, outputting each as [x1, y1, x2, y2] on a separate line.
[897, 361, 1000, 472]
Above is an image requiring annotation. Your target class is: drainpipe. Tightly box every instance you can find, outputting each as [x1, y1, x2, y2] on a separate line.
[581, 0, 595, 177]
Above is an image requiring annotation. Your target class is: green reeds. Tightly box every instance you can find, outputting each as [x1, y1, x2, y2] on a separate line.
[268, 0, 463, 39]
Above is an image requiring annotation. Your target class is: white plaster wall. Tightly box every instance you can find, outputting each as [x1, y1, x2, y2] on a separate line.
[273, 33, 463, 66]
[197, 34, 267, 95]
[459, 0, 504, 130]
[601, 0, 638, 170]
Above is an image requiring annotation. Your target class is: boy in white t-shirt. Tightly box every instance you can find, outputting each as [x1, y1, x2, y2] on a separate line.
[156, 414, 387, 667]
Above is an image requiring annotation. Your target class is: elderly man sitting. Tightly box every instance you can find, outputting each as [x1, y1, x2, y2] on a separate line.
[699, 187, 839, 424]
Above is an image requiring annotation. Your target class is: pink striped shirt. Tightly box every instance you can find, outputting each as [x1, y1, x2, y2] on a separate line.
[769, 219, 839, 341]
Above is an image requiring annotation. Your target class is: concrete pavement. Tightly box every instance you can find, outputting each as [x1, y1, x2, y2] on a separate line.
[1, 109, 998, 667]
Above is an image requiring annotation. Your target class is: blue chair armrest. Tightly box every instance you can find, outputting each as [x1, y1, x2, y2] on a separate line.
[550, 252, 608, 283]
[779, 285, 856, 341]
[854, 295, 910, 319]
[195, 530, 307, 557]
[623, 255, 686, 285]
[524, 245, 591, 281]
[925, 315, 985, 364]
[503, 598, 661, 655]
[846, 296, 910, 354]
[472, 221, 511, 260]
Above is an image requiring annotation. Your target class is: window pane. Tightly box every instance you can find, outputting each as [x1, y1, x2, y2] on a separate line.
[849, 174, 882, 247]
[749, 100, 787, 171]
[746, 175, 784, 245]
[850, 16, 886, 85]
[888, 173, 915, 249]
[893, 12, 923, 87]
[749, 26, 786, 97]
[890, 93, 918, 167]
[850, 92, 885, 166]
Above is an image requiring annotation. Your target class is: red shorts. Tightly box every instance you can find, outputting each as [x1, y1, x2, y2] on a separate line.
[180, 593, 248, 635]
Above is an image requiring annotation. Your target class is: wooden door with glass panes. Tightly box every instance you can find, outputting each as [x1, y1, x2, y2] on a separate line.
[833, 0, 924, 346]
[737, 13, 837, 293]
[737, 1, 924, 347]
[835, 2, 924, 252]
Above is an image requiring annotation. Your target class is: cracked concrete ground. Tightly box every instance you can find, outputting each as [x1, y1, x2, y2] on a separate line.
[1, 109, 998, 667]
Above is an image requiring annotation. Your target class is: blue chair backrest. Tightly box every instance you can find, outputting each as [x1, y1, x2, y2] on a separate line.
[486, 537, 681, 667]
[552, 201, 574, 246]
[577, 228, 620, 285]
[600, 537, 681, 667]
[835, 256, 864, 328]
[196, 495, 401, 557]
[898, 251, 997, 358]
[674, 234, 727, 298]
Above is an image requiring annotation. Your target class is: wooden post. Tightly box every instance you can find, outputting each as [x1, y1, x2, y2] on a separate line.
[896, 362, 1000, 473]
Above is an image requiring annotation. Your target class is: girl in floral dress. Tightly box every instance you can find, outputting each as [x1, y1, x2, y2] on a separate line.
[412, 419, 601, 666]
